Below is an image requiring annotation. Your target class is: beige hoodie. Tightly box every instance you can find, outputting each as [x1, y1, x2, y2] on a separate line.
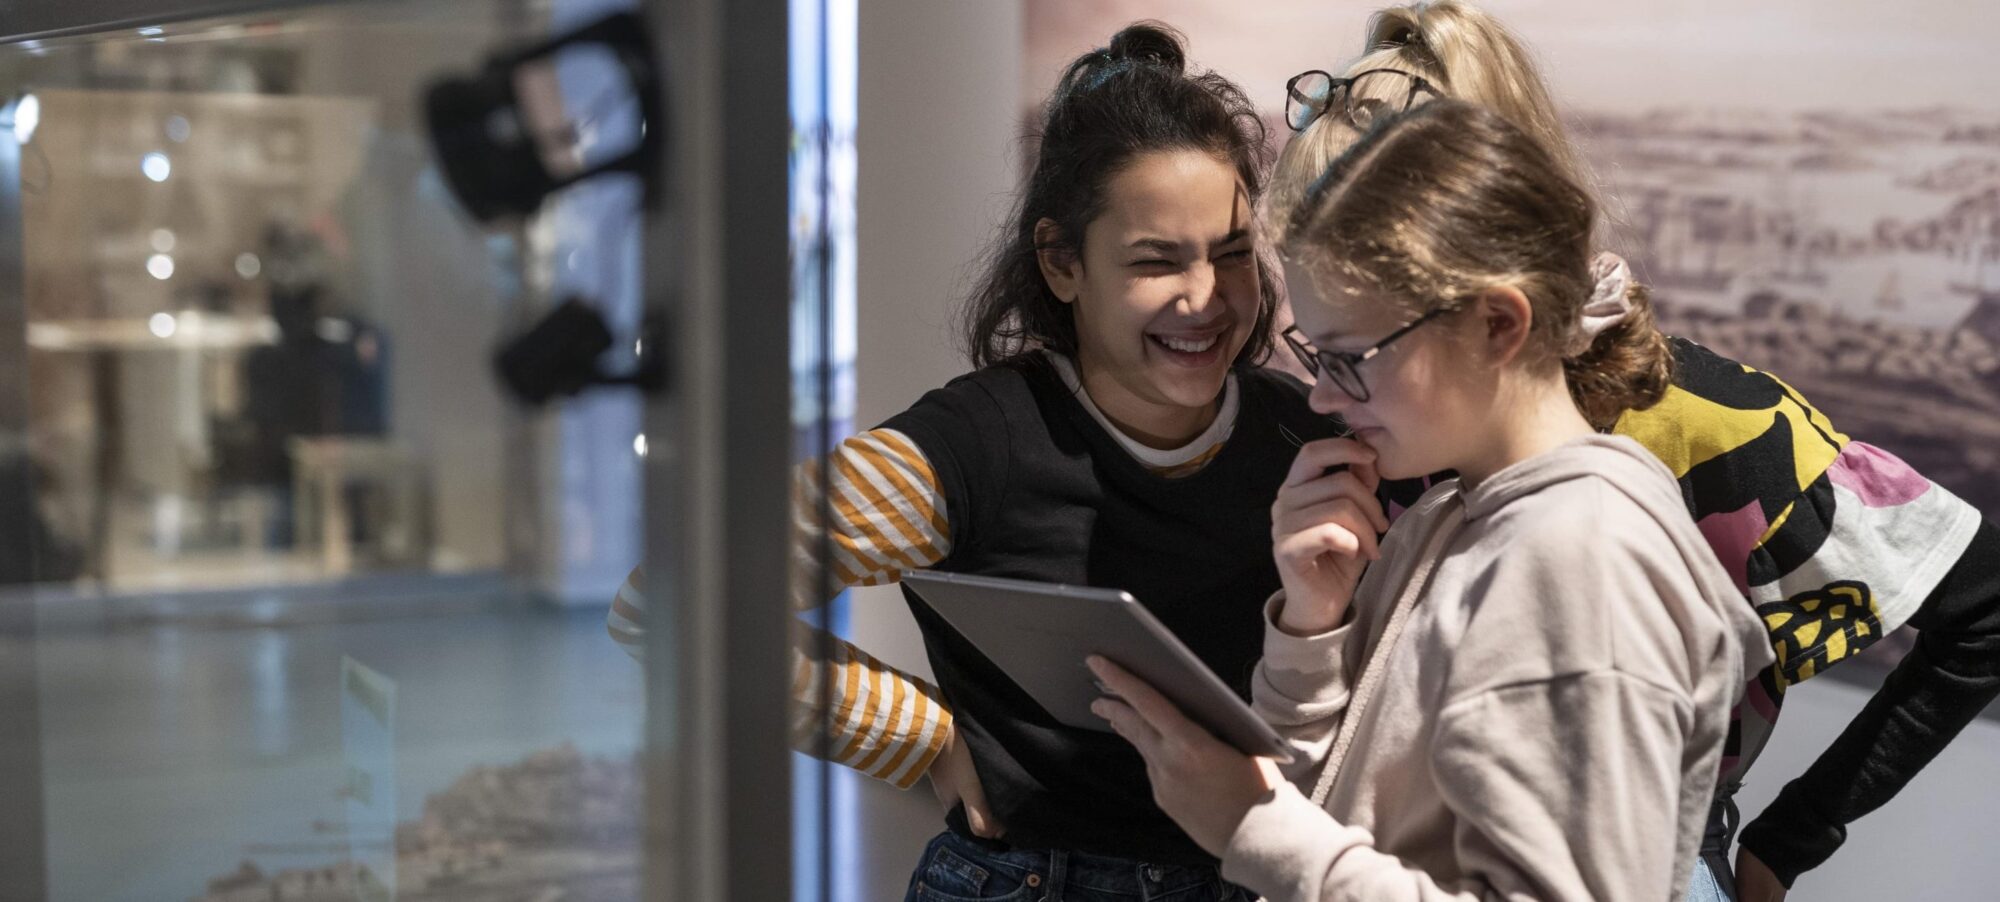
[1220, 434, 1774, 902]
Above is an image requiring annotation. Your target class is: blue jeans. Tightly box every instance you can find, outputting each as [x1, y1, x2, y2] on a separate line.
[903, 830, 1255, 902]
[1686, 857, 1731, 902]
[1684, 788, 1738, 902]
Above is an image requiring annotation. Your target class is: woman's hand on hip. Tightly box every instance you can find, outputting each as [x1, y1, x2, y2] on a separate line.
[926, 724, 1004, 838]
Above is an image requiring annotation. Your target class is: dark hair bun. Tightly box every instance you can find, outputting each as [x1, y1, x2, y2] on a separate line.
[1053, 21, 1189, 102]
[1105, 21, 1186, 72]
[965, 18, 1277, 370]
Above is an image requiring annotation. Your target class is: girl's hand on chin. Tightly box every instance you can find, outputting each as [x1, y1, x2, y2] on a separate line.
[1271, 437, 1386, 635]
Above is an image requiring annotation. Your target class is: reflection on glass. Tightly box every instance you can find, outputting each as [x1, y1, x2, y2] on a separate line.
[140, 150, 172, 182]
[2, 5, 635, 592]
[788, 0, 860, 899]
[10, 91, 38, 142]
[1, 3, 647, 900]
[511, 44, 644, 183]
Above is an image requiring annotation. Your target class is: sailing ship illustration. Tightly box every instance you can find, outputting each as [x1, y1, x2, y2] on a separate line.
[1877, 267, 1906, 312]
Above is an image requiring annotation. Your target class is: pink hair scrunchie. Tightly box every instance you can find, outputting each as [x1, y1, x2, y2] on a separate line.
[1566, 251, 1634, 357]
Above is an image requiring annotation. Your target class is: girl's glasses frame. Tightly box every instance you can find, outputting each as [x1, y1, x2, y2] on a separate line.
[1282, 305, 1458, 402]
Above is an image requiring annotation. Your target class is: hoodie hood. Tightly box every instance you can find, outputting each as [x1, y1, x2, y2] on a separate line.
[1459, 433, 1778, 683]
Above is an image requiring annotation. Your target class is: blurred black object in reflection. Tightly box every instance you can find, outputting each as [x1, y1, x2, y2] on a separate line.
[208, 223, 393, 550]
[495, 299, 610, 405]
[494, 300, 663, 406]
[426, 12, 666, 406]
[0, 454, 84, 583]
[423, 11, 661, 222]
[219, 225, 390, 486]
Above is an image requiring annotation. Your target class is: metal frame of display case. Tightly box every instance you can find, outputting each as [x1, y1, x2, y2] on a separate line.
[644, 0, 795, 900]
[0, 1, 799, 899]
[0, 1, 354, 43]
[0, 100, 43, 902]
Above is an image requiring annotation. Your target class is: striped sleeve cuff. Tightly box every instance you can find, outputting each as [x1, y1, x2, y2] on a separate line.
[607, 566, 647, 661]
[792, 635, 955, 789]
[612, 424, 958, 789]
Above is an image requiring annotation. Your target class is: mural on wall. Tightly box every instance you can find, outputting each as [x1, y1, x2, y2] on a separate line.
[1026, 0, 2000, 518]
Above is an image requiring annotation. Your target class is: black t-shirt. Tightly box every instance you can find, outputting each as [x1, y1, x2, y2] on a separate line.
[883, 354, 1342, 865]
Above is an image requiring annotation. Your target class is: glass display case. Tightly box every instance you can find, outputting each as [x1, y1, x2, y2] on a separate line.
[0, 0, 811, 899]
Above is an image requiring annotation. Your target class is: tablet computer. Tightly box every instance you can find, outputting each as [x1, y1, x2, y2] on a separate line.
[901, 570, 1293, 762]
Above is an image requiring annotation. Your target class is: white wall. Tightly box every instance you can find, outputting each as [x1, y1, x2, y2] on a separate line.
[847, 1, 1025, 897]
[1734, 673, 2000, 899]
[848, 0, 1024, 687]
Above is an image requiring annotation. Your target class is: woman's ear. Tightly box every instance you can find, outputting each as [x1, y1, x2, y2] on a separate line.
[1035, 218, 1081, 305]
[1474, 285, 1534, 366]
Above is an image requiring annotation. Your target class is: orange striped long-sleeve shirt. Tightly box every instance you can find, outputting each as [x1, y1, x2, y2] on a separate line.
[608, 428, 957, 789]
[607, 358, 1240, 789]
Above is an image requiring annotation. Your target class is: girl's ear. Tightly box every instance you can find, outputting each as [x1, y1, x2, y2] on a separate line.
[1035, 218, 1081, 304]
[1473, 284, 1533, 366]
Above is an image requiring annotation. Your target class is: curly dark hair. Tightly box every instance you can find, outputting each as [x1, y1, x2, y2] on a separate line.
[959, 21, 1278, 369]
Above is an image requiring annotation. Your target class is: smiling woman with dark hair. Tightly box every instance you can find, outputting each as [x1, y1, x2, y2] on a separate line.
[611, 22, 1344, 902]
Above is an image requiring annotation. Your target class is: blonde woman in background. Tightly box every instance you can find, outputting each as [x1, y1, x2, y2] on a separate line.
[1262, 3, 2000, 900]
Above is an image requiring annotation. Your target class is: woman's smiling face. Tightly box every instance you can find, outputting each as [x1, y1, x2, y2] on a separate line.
[1045, 147, 1262, 444]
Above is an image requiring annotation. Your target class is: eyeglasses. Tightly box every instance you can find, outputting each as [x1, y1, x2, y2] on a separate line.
[1284, 68, 1436, 133]
[1282, 307, 1458, 402]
